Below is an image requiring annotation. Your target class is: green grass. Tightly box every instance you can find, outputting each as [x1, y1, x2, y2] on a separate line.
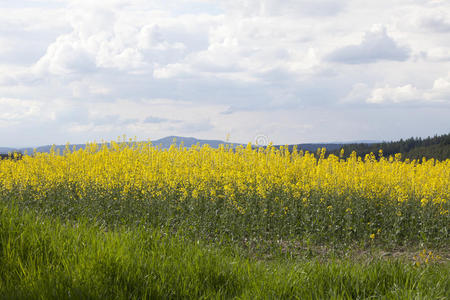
[1, 205, 449, 299]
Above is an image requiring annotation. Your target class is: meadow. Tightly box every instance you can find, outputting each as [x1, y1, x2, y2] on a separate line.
[0, 140, 449, 299]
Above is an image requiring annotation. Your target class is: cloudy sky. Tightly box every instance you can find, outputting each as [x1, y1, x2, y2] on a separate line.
[1, 0, 449, 147]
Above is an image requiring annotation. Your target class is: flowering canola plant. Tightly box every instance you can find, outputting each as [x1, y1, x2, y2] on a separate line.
[0, 141, 448, 244]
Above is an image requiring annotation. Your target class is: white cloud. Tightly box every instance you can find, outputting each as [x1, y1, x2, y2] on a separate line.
[34, 35, 97, 75]
[366, 73, 450, 104]
[29, 2, 220, 77]
[425, 73, 450, 101]
[0, 98, 42, 123]
[425, 48, 450, 61]
[367, 84, 421, 104]
[326, 25, 410, 64]
[1, 0, 450, 147]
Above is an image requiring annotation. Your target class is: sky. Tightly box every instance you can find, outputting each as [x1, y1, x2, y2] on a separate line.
[0, 0, 449, 147]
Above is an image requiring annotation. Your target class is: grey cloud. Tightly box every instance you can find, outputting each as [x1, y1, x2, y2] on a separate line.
[143, 115, 186, 124]
[326, 27, 410, 64]
[84, 65, 342, 113]
[421, 14, 450, 33]
[121, 118, 140, 125]
[143, 116, 169, 123]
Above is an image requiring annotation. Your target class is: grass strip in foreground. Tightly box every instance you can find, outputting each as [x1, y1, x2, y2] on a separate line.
[0, 205, 449, 299]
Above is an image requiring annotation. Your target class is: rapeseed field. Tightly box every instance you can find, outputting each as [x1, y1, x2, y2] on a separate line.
[1, 140, 449, 299]
[1, 140, 448, 246]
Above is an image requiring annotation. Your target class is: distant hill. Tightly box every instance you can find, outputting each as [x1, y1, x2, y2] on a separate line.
[327, 133, 450, 161]
[2, 134, 449, 161]
[0, 136, 238, 155]
[0, 147, 16, 154]
[0, 137, 374, 155]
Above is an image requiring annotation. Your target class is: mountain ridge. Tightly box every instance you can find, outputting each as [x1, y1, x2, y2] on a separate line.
[1, 136, 376, 154]
[0, 136, 399, 155]
[0, 136, 237, 154]
[2, 134, 449, 160]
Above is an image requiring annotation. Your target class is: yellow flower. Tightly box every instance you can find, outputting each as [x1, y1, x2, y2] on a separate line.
[0, 137, 447, 245]
[421, 198, 428, 207]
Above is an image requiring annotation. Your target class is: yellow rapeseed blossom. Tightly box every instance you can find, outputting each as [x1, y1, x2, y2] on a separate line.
[0, 140, 448, 219]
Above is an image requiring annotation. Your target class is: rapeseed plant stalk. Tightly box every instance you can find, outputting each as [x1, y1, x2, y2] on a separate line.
[0, 140, 448, 245]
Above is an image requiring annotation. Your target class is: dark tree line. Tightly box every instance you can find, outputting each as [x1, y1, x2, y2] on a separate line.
[328, 133, 450, 161]
[0, 152, 23, 160]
